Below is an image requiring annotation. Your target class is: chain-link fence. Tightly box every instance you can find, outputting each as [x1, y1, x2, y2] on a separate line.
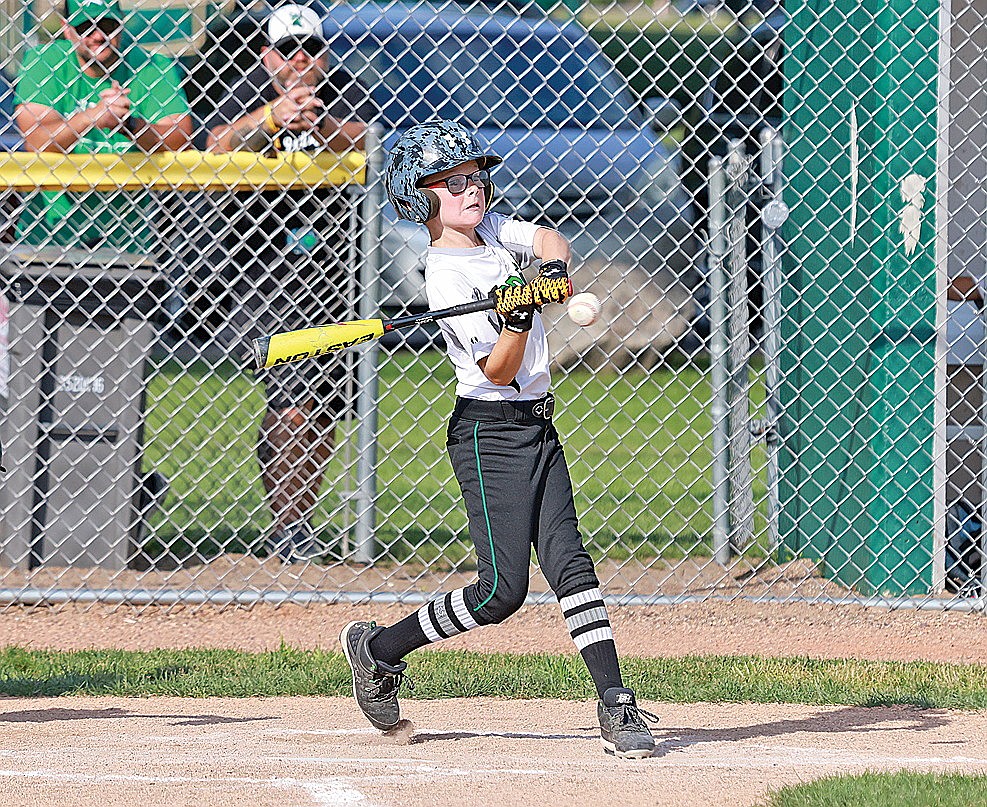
[0, 0, 983, 609]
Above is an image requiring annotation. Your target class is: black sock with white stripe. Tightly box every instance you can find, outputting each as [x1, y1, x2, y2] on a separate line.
[368, 588, 482, 666]
[559, 586, 623, 698]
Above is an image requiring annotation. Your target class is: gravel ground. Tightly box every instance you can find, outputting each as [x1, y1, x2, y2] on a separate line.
[1, 598, 986, 664]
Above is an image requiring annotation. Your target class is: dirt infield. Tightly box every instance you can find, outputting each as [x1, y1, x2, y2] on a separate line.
[2, 697, 987, 807]
[2, 601, 987, 806]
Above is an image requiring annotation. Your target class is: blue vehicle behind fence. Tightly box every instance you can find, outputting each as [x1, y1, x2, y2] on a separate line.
[1, 3, 699, 341]
[188, 1, 698, 316]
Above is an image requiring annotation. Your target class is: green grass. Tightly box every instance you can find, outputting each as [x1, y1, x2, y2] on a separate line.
[3, 647, 987, 707]
[762, 772, 987, 807]
[4, 646, 982, 801]
[139, 351, 768, 564]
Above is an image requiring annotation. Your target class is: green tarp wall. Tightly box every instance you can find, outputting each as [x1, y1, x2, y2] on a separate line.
[779, 2, 940, 594]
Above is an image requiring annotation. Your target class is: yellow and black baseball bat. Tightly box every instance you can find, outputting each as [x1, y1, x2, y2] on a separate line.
[251, 297, 497, 370]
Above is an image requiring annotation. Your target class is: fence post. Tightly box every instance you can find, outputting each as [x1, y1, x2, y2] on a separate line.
[353, 126, 384, 564]
[709, 156, 732, 565]
[725, 139, 755, 553]
[759, 126, 788, 555]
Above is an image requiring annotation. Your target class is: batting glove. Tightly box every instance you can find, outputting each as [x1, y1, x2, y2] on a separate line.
[530, 274, 572, 307]
[489, 284, 536, 333]
[490, 283, 534, 317]
[501, 304, 535, 333]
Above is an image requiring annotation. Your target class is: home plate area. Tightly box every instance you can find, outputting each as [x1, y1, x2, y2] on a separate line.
[1, 697, 987, 807]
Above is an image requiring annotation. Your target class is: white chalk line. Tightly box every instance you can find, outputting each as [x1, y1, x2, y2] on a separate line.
[272, 759, 553, 777]
[8, 745, 987, 776]
[0, 770, 327, 786]
[6, 741, 987, 807]
[647, 742, 987, 769]
[0, 770, 375, 807]
[263, 728, 382, 737]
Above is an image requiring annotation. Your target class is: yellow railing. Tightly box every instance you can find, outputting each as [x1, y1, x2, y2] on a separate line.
[0, 150, 366, 192]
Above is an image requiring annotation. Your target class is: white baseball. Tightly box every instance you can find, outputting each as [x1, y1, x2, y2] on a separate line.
[566, 292, 602, 327]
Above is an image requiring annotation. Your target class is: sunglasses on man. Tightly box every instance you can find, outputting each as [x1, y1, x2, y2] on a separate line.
[423, 169, 490, 195]
[274, 37, 327, 59]
[73, 17, 122, 38]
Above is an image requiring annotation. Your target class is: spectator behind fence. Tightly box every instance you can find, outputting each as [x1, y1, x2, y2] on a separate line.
[14, 0, 192, 253]
[947, 274, 986, 365]
[207, 3, 376, 564]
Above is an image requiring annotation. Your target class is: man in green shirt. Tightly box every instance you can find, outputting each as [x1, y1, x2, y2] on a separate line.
[14, 0, 192, 252]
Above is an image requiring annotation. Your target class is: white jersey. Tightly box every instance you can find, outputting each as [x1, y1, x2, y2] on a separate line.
[425, 212, 551, 401]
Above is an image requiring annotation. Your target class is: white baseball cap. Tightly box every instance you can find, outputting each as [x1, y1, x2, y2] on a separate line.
[267, 4, 324, 47]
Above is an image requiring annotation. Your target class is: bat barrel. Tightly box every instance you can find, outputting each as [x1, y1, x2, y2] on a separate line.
[246, 301, 493, 370]
[251, 336, 270, 370]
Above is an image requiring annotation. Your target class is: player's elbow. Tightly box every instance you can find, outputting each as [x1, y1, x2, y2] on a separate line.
[483, 364, 521, 387]
[478, 354, 522, 387]
[535, 227, 571, 264]
[553, 235, 572, 264]
[169, 116, 194, 150]
[484, 369, 517, 387]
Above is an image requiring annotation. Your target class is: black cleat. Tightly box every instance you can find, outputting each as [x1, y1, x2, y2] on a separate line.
[339, 620, 412, 731]
[598, 687, 658, 759]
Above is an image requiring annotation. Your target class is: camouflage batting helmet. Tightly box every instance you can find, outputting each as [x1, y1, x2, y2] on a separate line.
[383, 120, 502, 223]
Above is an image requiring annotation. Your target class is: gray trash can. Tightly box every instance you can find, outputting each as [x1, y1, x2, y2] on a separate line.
[0, 247, 167, 570]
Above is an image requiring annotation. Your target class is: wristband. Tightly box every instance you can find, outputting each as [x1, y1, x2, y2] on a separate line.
[123, 115, 141, 135]
[263, 104, 278, 134]
[503, 310, 534, 333]
[540, 259, 569, 277]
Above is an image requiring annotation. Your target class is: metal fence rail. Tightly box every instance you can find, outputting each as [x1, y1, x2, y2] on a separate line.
[0, 0, 983, 610]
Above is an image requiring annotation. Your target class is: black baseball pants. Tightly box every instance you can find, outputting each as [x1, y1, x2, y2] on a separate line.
[446, 395, 600, 625]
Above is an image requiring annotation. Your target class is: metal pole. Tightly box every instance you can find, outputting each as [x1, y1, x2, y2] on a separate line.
[709, 156, 732, 565]
[759, 126, 788, 555]
[725, 138, 755, 552]
[977, 268, 987, 597]
[353, 126, 384, 564]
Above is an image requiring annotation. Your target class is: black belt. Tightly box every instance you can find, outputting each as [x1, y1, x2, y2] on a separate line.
[453, 393, 555, 424]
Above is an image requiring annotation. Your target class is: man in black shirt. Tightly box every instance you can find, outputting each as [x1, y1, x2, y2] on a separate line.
[208, 3, 376, 563]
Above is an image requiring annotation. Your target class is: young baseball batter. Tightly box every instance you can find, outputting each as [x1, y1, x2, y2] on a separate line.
[340, 120, 657, 759]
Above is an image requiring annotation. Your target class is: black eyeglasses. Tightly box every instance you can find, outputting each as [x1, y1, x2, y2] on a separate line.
[424, 169, 489, 195]
[274, 37, 327, 59]
[73, 18, 122, 38]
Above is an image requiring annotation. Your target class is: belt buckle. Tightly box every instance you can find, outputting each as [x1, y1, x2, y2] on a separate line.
[533, 394, 555, 420]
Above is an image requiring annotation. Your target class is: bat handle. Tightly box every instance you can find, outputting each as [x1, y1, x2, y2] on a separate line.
[251, 336, 270, 370]
[382, 296, 497, 332]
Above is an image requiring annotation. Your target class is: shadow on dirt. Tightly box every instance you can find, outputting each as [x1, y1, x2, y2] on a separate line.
[410, 729, 596, 744]
[651, 705, 954, 758]
[0, 706, 277, 726]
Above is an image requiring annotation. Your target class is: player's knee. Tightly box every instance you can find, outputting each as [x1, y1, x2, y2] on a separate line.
[472, 581, 528, 625]
[280, 406, 310, 430]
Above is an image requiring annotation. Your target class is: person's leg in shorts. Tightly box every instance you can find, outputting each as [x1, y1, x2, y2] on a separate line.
[236, 236, 352, 563]
[259, 358, 348, 562]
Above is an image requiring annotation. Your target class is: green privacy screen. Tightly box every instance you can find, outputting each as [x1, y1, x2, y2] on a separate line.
[779, 1, 940, 595]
